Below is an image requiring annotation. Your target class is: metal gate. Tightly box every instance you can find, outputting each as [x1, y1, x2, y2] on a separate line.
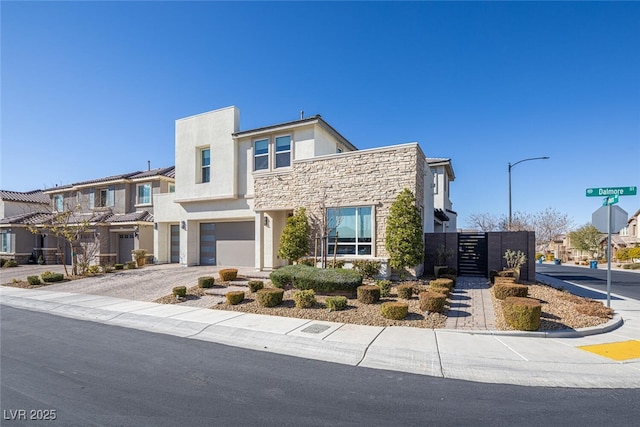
[458, 233, 488, 276]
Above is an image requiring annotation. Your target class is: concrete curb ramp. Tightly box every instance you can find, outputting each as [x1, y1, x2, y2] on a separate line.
[2, 286, 639, 389]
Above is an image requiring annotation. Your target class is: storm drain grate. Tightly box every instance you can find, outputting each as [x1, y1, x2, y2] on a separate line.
[300, 324, 331, 334]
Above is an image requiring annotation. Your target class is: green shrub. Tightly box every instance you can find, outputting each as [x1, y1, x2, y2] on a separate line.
[494, 283, 528, 300]
[198, 276, 216, 288]
[87, 265, 101, 275]
[328, 259, 345, 269]
[357, 285, 380, 304]
[125, 261, 137, 269]
[248, 280, 264, 293]
[503, 297, 541, 331]
[429, 284, 450, 297]
[114, 263, 124, 270]
[278, 207, 310, 263]
[325, 296, 348, 311]
[429, 278, 454, 291]
[102, 264, 115, 273]
[298, 258, 316, 267]
[256, 288, 285, 307]
[172, 286, 187, 297]
[381, 302, 409, 320]
[385, 189, 424, 270]
[374, 280, 392, 297]
[219, 268, 238, 281]
[27, 275, 41, 286]
[396, 283, 414, 300]
[351, 260, 381, 279]
[2, 259, 18, 268]
[41, 272, 64, 283]
[226, 291, 245, 305]
[293, 289, 316, 308]
[622, 263, 640, 270]
[436, 267, 457, 278]
[271, 265, 363, 292]
[419, 291, 447, 313]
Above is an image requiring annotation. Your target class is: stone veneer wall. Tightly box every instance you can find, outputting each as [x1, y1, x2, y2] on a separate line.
[253, 144, 425, 258]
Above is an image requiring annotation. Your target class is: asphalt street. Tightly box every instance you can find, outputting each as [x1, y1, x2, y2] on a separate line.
[2, 306, 640, 427]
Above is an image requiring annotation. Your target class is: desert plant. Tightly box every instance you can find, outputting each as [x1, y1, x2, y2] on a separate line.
[278, 207, 310, 263]
[357, 285, 380, 304]
[125, 261, 137, 269]
[256, 288, 285, 307]
[132, 249, 147, 267]
[419, 291, 447, 313]
[198, 276, 216, 288]
[494, 283, 528, 300]
[293, 289, 316, 308]
[325, 296, 348, 311]
[102, 264, 115, 273]
[504, 249, 527, 270]
[374, 280, 392, 297]
[248, 280, 264, 293]
[27, 275, 41, 286]
[351, 260, 381, 279]
[381, 302, 409, 320]
[396, 283, 414, 300]
[87, 265, 101, 275]
[271, 265, 363, 292]
[226, 291, 245, 305]
[114, 263, 124, 270]
[298, 257, 316, 267]
[438, 274, 457, 286]
[434, 244, 454, 266]
[328, 259, 345, 269]
[502, 297, 542, 331]
[429, 278, 454, 291]
[2, 259, 18, 268]
[385, 188, 424, 270]
[429, 284, 450, 297]
[41, 271, 64, 282]
[172, 286, 187, 297]
[219, 268, 238, 281]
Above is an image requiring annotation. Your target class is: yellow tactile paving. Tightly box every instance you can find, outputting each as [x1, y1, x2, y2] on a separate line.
[578, 340, 640, 361]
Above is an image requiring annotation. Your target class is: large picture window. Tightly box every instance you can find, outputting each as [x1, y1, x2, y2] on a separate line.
[137, 183, 152, 205]
[275, 135, 291, 168]
[254, 139, 269, 171]
[327, 207, 372, 256]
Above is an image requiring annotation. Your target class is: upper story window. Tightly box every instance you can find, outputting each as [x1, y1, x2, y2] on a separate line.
[90, 186, 114, 209]
[327, 206, 373, 256]
[169, 183, 175, 193]
[200, 148, 211, 183]
[137, 183, 152, 205]
[53, 195, 64, 212]
[275, 135, 291, 168]
[254, 139, 269, 171]
[431, 168, 438, 194]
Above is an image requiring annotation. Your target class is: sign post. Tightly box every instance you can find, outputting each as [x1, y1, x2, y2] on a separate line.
[586, 186, 637, 307]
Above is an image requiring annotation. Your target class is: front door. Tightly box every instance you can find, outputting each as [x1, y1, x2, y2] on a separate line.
[170, 225, 180, 263]
[199, 223, 216, 265]
[118, 233, 135, 264]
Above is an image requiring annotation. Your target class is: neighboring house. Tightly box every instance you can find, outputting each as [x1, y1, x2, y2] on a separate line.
[427, 158, 457, 232]
[154, 106, 451, 276]
[0, 190, 50, 260]
[0, 168, 175, 265]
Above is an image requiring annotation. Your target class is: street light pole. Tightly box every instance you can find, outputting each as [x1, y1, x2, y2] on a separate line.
[508, 156, 550, 230]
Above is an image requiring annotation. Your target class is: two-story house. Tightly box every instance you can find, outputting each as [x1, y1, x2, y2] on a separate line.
[154, 106, 450, 276]
[427, 158, 457, 232]
[0, 167, 174, 265]
[0, 190, 50, 262]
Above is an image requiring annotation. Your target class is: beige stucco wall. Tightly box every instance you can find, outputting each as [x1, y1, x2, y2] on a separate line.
[253, 143, 426, 259]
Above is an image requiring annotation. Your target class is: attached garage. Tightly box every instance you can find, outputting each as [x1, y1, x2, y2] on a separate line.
[199, 221, 254, 267]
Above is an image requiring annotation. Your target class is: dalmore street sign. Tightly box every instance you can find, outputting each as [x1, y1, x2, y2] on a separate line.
[586, 186, 637, 197]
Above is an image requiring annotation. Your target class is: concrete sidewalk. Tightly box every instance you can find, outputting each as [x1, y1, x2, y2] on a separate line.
[2, 282, 639, 388]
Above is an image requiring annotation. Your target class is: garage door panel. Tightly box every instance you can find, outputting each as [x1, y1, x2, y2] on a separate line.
[199, 221, 254, 267]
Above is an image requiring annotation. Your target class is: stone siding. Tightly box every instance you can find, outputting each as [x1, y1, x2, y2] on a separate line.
[254, 144, 425, 258]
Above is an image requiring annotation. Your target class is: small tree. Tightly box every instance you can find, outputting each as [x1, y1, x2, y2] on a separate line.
[385, 188, 424, 270]
[568, 224, 603, 260]
[278, 207, 310, 263]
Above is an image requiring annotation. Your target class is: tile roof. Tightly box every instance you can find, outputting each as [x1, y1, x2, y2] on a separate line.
[0, 190, 50, 204]
[108, 211, 154, 223]
[43, 166, 175, 191]
[0, 210, 153, 226]
[0, 212, 53, 225]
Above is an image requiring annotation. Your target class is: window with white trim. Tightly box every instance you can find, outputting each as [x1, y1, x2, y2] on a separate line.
[275, 135, 291, 168]
[327, 206, 373, 256]
[96, 186, 115, 208]
[137, 183, 152, 205]
[254, 139, 269, 171]
[200, 148, 210, 183]
[1, 233, 11, 253]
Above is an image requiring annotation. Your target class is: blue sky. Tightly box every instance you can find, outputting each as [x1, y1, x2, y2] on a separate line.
[2, 1, 638, 229]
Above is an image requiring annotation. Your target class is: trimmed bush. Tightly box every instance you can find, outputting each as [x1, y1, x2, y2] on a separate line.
[2, 259, 18, 268]
[494, 276, 517, 286]
[172, 286, 187, 297]
[375, 280, 392, 297]
[125, 261, 137, 269]
[325, 296, 348, 311]
[298, 257, 317, 267]
[293, 289, 316, 308]
[226, 291, 245, 305]
[381, 302, 409, 320]
[256, 288, 285, 307]
[328, 259, 345, 269]
[198, 276, 216, 288]
[41, 272, 64, 283]
[622, 263, 640, 270]
[27, 275, 41, 286]
[219, 268, 238, 281]
[436, 267, 457, 278]
[114, 263, 124, 270]
[439, 274, 457, 286]
[271, 265, 363, 292]
[498, 269, 517, 278]
[396, 283, 414, 300]
[357, 285, 380, 304]
[419, 291, 447, 313]
[248, 280, 264, 293]
[429, 285, 450, 297]
[502, 297, 541, 331]
[429, 278, 454, 291]
[494, 283, 528, 300]
[351, 259, 381, 279]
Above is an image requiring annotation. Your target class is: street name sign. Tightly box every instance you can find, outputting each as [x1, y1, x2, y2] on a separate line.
[586, 186, 637, 197]
[602, 194, 619, 206]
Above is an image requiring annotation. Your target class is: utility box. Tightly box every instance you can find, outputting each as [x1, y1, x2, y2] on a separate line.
[592, 205, 628, 233]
